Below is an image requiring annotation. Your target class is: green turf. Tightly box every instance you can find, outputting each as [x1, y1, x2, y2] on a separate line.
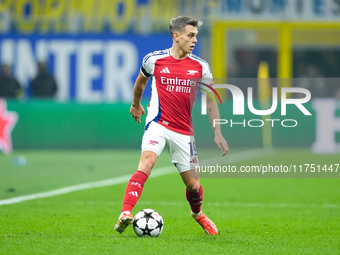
[0, 149, 339, 254]
[0, 150, 172, 199]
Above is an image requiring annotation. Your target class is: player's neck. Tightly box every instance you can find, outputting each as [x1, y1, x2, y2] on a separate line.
[170, 46, 189, 60]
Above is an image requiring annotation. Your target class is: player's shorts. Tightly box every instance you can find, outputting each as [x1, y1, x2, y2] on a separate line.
[141, 121, 199, 173]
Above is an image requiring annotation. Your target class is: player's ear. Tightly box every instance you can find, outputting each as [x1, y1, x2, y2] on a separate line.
[173, 31, 180, 42]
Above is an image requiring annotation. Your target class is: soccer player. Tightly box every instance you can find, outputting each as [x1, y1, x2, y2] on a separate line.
[114, 16, 229, 235]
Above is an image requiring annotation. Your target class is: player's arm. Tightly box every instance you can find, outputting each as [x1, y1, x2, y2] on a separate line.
[130, 72, 149, 123]
[206, 95, 229, 156]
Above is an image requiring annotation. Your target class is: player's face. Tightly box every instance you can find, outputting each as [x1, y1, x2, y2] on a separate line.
[177, 25, 198, 54]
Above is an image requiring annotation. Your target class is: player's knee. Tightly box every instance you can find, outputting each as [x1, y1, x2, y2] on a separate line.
[144, 161, 154, 171]
[138, 161, 155, 176]
[138, 152, 158, 176]
[186, 181, 200, 193]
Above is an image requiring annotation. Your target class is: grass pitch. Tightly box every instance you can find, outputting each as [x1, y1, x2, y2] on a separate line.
[0, 149, 339, 254]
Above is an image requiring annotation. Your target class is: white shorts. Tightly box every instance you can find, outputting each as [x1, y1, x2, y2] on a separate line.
[141, 122, 199, 173]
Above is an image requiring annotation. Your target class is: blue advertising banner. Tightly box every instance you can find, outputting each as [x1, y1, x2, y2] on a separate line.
[0, 33, 200, 102]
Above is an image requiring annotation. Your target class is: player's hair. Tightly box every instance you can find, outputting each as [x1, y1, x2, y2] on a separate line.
[169, 16, 202, 38]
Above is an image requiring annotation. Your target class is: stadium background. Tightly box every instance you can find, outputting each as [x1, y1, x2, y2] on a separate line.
[0, 1, 339, 254]
[0, 0, 339, 151]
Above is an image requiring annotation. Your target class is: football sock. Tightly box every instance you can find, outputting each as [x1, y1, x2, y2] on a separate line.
[121, 171, 148, 212]
[186, 184, 203, 214]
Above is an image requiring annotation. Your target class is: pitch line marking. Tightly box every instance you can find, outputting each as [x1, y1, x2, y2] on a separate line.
[0, 148, 274, 206]
[0, 168, 173, 206]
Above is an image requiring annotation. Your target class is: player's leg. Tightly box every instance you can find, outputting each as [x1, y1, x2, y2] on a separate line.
[180, 170, 218, 235]
[168, 131, 218, 235]
[114, 151, 158, 234]
[168, 132, 203, 215]
[115, 122, 165, 234]
[180, 170, 202, 213]
[121, 150, 157, 212]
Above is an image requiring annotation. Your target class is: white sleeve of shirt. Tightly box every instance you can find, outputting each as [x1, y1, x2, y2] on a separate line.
[140, 54, 156, 78]
[202, 62, 214, 84]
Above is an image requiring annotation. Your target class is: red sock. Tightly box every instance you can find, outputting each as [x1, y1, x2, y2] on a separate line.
[186, 184, 203, 214]
[121, 171, 148, 212]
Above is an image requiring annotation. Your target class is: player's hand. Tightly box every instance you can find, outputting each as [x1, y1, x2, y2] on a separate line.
[214, 133, 229, 156]
[130, 104, 145, 123]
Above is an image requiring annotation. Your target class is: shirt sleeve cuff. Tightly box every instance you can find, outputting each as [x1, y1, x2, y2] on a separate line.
[140, 66, 151, 78]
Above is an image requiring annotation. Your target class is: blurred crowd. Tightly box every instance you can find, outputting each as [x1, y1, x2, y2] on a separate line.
[0, 62, 57, 100]
[227, 48, 340, 99]
[1, 48, 339, 101]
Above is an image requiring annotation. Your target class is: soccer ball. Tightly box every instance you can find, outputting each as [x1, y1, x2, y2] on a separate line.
[133, 209, 164, 237]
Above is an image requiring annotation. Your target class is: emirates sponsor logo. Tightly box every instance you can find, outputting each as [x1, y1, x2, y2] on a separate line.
[160, 76, 197, 86]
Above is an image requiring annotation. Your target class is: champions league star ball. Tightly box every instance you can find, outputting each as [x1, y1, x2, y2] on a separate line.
[133, 209, 164, 237]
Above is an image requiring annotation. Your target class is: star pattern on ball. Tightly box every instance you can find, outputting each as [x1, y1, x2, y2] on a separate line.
[133, 209, 164, 237]
[142, 222, 151, 236]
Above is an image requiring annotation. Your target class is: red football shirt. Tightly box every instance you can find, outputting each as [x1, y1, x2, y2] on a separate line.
[141, 48, 213, 135]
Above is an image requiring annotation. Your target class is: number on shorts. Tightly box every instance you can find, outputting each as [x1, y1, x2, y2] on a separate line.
[189, 141, 197, 156]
